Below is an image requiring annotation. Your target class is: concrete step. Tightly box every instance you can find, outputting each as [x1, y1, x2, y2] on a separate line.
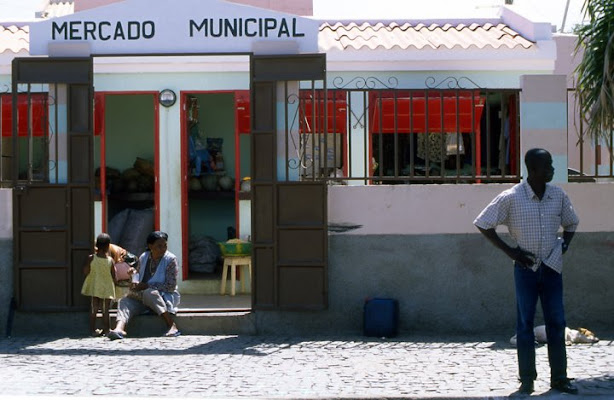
[6, 294, 255, 338]
[8, 309, 257, 337]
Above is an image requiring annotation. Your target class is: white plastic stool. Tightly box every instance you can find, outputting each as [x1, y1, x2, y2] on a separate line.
[220, 255, 252, 296]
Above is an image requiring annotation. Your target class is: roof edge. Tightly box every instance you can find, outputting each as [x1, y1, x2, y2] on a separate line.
[500, 5, 552, 42]
[314, 17, 502, 27]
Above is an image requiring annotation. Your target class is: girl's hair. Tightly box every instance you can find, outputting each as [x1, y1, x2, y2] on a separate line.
[95, 233, 111, 249]
[146, 231, 168, 246]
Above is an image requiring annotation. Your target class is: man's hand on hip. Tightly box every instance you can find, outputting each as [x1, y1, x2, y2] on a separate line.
[508, 247, 535, 268]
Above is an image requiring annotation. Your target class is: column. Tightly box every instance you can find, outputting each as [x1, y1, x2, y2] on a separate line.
[520, 75, 568, 182]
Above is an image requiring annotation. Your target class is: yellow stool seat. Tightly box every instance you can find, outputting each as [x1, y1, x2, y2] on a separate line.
[220, 255, 252, 296]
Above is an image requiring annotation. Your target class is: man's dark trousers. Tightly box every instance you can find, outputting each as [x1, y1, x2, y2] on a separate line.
[514, 262, 567, 384]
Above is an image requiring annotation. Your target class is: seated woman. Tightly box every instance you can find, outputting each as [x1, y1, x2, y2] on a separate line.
[108, 231, 181, 339]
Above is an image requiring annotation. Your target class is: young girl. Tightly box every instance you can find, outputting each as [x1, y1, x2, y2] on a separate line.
[81, 233, 117, 336]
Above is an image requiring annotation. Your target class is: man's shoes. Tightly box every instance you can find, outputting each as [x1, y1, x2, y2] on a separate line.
[551, 378, 578, 395]
[518, 381, 534, 395]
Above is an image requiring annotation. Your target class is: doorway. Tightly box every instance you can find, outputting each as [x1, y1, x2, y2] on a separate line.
[181, 91, 252, 305]
[95, 93, 158, 258]
[90, 55, 326, 313]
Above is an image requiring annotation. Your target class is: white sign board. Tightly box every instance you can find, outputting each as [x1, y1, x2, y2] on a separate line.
[29, 0, 320, 55]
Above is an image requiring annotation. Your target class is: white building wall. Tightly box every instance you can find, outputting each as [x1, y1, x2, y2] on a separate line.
[329, 183, 614, 236]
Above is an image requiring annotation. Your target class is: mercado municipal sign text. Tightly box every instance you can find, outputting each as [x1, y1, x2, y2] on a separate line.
[189, 18, 304, 38]
[51, 17, 305, 41]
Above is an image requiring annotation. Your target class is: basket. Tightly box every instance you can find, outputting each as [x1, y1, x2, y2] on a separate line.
[218, 241, 252, 257]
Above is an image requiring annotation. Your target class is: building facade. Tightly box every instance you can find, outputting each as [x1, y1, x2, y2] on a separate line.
[0, 0, 612, 335]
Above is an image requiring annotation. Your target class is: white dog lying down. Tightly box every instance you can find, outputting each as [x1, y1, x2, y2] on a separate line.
[510, 325, 599, 347]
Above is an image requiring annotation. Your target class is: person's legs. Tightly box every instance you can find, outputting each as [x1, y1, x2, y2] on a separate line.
[160, 312, 179, 336]
[514, 263, 539, 386]
[102, 298, 112, 334]
[90, 297, 101, 335]
[539, 265, 569, 385]
[142, 288, 179, 336]
[110, 295, 148, 337]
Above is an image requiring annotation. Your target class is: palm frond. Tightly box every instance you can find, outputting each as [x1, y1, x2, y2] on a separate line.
[574, 0, 614, 142]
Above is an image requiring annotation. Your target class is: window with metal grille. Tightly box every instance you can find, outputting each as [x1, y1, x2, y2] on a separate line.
[293, 87, 521, 184]
[1, 84, 102, 187]
[0, 91, 50, 186]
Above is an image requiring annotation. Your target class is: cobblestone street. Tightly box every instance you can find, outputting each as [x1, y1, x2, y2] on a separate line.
[0, 334, 612, 399]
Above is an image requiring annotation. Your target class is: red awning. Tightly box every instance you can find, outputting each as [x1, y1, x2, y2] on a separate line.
[369, 90, 484, 134]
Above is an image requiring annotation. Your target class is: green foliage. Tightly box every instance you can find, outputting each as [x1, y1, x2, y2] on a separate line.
[574, 0, 614, 142]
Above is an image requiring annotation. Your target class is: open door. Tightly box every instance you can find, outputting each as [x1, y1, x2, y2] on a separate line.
[12, 58, 94, 311]
[250, 54, 328, 310]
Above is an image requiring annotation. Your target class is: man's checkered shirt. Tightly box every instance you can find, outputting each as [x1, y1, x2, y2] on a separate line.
[474, 181, 579, 273]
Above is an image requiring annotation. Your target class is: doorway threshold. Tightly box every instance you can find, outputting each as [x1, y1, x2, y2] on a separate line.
[177, 294, 251, 314]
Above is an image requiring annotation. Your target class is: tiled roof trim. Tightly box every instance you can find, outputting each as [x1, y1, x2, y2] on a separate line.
[0, 2, 73, 54]
[1, 20, 535, 55]
[319, 22, 535, 51]
[0, 25, 29, 54]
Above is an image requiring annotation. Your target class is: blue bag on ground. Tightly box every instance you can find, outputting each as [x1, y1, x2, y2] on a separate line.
[363, 298, 399, 338]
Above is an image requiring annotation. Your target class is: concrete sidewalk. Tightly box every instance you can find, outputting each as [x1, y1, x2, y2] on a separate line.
[0, 333, 612, 399]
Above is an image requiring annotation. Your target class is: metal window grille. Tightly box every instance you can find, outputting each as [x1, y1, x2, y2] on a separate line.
[281, 78, 521, 184]
[0, 84, 58, 187]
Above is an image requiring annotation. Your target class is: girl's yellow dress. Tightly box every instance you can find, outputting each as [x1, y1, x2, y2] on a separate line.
[81, 255, 116, 299]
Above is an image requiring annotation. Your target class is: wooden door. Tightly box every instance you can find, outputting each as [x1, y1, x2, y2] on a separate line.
[12, 58, 93, 311]
[250, 55, 328, 310]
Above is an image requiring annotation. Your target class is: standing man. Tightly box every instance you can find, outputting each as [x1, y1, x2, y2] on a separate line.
[474, 148, 579, 395]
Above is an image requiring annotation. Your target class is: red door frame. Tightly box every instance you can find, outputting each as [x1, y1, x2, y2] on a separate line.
[179, 90, 248, 280]
[95, 91, 160, 233]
